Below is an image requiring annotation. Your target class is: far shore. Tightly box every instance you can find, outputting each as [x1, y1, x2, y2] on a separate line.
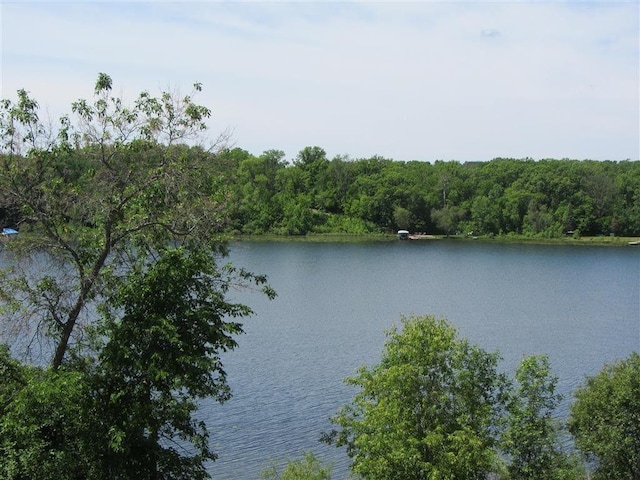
[234, 233, 640, 247]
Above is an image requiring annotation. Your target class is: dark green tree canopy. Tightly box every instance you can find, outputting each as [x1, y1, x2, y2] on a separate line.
[0, 74, 231, 368]
[0, 75, 274, 479]
[224, 150, 640, 237]
[569, 352, 640, 480]
[325, 314, 508, 479]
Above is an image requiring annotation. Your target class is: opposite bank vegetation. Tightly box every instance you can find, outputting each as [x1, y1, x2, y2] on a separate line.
[0, 75, 637, 480]
[219, 147, 640, 242]
[3, 145, 640, 242]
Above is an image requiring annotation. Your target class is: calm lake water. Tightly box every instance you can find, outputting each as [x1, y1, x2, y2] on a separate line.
[203, 240, 640, 479]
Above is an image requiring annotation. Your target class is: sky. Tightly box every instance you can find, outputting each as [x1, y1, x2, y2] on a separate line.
[1, 1, 639, 163]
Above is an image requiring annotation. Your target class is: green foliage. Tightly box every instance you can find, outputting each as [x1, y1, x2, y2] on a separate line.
[501, 355, 582, 479]
[261, 451, 332, 480]
[326, 314, 508, 479]
[431, 204, 466, 236]
[393, 205, 411, 229]
[0, 74, 230, 369]
[568, 352, 640, 480]
[0, 358, 103, 480]
[0, 75, 275, 478]
[87, 246, 272, 479]
[225, 154, 640, 237]
[313, 213, 379, 234]
[4, 80, 640, 241]
[0, 246, 274, 480]
[0, 345, 24, 406]
[1, 76, 638, 480]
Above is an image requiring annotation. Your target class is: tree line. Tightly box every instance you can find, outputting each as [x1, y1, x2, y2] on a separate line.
[218, 146, 640, 237]
[0, 76, 637, 479]
[4, 143, 639, 239]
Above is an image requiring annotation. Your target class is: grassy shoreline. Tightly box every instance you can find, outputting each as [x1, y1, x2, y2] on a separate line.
[233, 233, 640, 247]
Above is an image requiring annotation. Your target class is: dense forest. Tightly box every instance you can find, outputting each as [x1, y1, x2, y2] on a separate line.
[216, 146, 640, 237]
[6, 144, 637, 238]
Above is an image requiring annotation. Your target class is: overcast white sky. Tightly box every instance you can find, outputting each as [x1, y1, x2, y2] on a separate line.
[1, 1, 638, 162]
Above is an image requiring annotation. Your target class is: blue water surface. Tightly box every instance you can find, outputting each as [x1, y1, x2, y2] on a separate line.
[203, 240, 639, 479]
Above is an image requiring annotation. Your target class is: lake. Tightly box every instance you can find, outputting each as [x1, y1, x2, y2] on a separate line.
[203, 240, 640, 479]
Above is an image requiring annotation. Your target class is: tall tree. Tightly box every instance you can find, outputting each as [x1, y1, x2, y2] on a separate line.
[0, 74, 229, 368]
[0, 75, 275, 478]
[325, 314, 508, 479]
